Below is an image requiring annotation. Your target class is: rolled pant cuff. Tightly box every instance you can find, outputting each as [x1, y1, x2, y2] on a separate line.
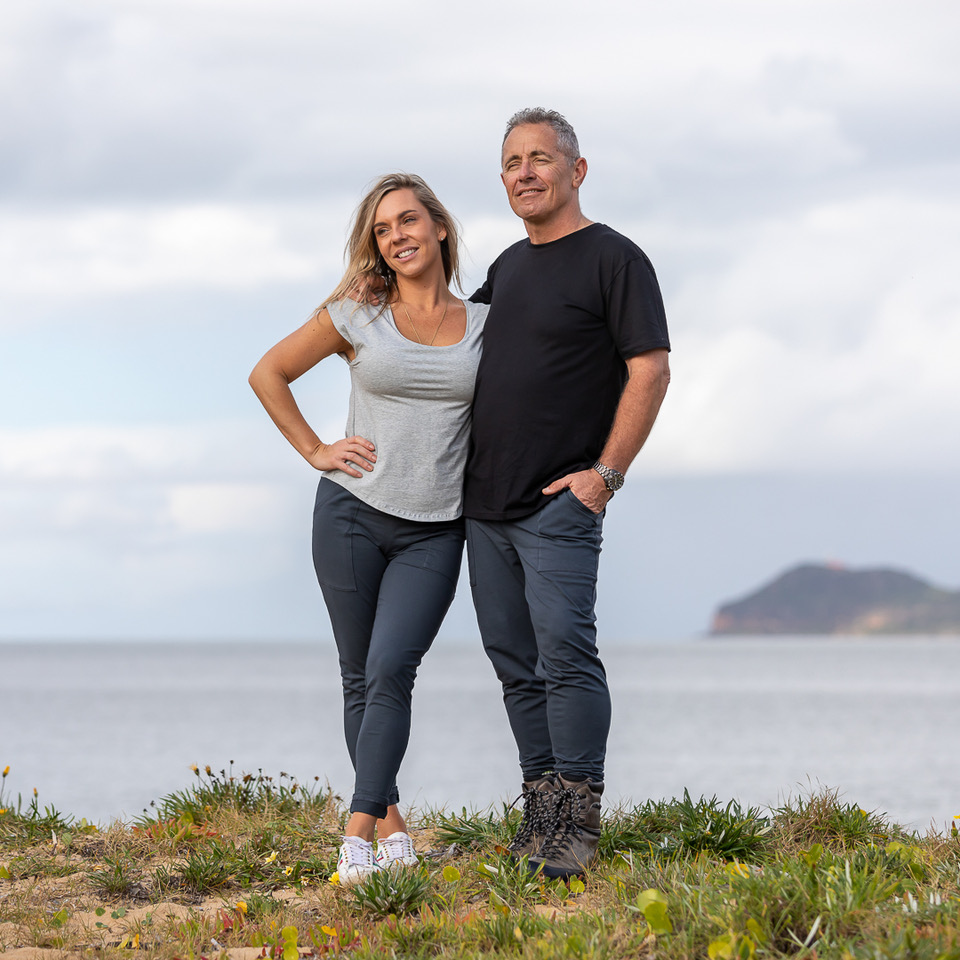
[350, 797, 389, 819]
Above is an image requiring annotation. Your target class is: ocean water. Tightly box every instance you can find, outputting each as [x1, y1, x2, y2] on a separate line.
[2, 637, 958, 832]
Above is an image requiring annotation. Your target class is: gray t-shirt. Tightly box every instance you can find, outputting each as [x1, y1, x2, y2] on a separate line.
[323, 298, 487, 521]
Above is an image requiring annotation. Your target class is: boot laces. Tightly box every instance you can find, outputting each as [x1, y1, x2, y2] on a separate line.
[510, 784, 558, 850]
[537, 786, 586, 858]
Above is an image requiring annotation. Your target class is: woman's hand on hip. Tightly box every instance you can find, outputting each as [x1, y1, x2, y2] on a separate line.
[310, 436, 377, 477]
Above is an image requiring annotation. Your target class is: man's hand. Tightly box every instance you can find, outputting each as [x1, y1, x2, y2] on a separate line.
[309, 436, 377, 477]
[542, 468, 610, 513]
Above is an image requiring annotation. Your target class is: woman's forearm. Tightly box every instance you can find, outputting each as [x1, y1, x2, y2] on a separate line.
[249, 313, 374, 476]
[249, 364, 326, 466]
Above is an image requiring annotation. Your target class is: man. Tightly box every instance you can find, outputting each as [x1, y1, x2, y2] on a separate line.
[465, 108, 670, 879]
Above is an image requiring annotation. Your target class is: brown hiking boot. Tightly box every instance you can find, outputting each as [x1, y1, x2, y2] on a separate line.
[528, 775, 603, 879]
[507, 773, 559, 859]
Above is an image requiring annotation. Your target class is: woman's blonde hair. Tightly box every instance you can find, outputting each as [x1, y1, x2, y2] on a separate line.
[320, 173, 463, 313]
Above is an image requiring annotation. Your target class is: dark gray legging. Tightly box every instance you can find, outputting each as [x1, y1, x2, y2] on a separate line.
[312, 479, 464, 819]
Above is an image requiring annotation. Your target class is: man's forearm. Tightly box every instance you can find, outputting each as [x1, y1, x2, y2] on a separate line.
[599, 349, 670, 475]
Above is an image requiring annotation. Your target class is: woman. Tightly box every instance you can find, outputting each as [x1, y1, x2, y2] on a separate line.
[249, 174, 486, 884]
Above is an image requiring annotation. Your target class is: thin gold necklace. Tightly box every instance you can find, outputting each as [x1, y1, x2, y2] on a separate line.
[399, 299, 449, 346]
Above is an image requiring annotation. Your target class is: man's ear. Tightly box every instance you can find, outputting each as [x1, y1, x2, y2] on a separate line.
[572, 156, 588, 188]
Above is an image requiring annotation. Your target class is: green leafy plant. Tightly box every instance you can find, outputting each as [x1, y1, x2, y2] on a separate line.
[433, 804, 513, 849]
[0, 773, 74, 845]
[90, 855, 141, 898]
[476, 854, 547, 907]
[137, 763, 333, 828]
[652, 790, 772, 861]
[176, 844, 233, 892]
[347, 865, 433, 917]
[774, 788, 894, 850]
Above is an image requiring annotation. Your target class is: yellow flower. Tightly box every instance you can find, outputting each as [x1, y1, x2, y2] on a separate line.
[329, 872, 340, 886]
[265, 851, 278, 864]
[32, 788, 37, 797]
[2, 766, 9, 778]
[284, 865, 294, 876]
[0, 809, 7, 815]
[205, 765, 212, 775]
[235, 900, 248, 914]
[321, 925, 337, 937]
[190, 764, 199, 774]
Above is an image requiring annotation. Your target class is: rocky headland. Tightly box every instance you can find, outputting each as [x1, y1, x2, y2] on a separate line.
[711, 562, 960, 635]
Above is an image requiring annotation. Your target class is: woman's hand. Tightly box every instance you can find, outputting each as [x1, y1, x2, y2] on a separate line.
[310, 436, 377, 477]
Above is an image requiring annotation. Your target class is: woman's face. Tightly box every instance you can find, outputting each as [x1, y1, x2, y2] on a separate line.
[373, 188, 446, 281]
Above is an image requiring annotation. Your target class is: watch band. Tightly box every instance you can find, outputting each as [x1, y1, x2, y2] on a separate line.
[592, 461, 624, 493]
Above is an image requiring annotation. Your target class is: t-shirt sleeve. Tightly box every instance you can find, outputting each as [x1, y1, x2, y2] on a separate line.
[469, 282, 491, 304]
[603, 252, 670, 358]
[325, 299, 362, 351]
[469, 256, 500, 305]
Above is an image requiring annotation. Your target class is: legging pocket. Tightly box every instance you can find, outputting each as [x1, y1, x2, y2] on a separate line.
[312, 479, 360, 591]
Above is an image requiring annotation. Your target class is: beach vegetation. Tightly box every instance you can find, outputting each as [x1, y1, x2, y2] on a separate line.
[2, 763, 960, 958]
[347, 863, 433, 917]
[89, 855, 143, 898]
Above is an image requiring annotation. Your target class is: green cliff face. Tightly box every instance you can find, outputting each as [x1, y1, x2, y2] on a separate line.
[711, 563, 960, 635]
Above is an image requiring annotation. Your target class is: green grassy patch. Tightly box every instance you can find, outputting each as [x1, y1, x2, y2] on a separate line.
[2, 763, 959, 958]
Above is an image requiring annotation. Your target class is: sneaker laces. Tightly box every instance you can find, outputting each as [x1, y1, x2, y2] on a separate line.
[339, 836, 375, 869]
[377, 831, 417, 865]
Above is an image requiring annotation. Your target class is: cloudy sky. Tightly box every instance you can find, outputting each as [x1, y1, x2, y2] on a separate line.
[2, 0, 958, 641]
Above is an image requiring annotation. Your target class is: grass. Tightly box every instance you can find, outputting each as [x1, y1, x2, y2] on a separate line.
[1, 763, 960, 958]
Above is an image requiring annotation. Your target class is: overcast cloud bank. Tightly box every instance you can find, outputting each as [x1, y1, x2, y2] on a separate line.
[2, 0, 958, 639]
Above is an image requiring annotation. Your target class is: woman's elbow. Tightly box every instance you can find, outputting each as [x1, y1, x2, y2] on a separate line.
[248, 357, 273, 396]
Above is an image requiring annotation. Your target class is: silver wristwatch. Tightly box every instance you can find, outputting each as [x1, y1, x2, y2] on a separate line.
[592, 461, 624, 493]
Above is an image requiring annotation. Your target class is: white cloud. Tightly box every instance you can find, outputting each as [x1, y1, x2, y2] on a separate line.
[166, 482, 284, 534]
[0, 203, 351, 313]
[641, 193, 960, 474]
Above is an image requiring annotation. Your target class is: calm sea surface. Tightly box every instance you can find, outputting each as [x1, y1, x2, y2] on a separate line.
[2, 637, 958, 832]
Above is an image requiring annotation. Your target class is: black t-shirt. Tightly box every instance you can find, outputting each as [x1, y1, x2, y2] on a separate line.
[464, 223, 669, 520]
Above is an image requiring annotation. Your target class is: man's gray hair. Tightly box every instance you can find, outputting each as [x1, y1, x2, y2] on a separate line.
[503, 107, 580, 163]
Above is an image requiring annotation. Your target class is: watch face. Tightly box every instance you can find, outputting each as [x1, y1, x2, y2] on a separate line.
[594, 462, 624, 491]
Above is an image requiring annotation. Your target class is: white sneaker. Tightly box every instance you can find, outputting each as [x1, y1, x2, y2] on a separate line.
[375, 831, 419, 869]
[336, 836, 380, 886]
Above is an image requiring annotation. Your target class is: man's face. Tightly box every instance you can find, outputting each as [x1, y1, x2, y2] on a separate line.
[500, 123, 583, 228]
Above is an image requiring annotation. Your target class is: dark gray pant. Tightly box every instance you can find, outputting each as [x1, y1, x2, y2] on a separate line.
[312, 479, 464, 819]
[466, 489, 610, 783]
